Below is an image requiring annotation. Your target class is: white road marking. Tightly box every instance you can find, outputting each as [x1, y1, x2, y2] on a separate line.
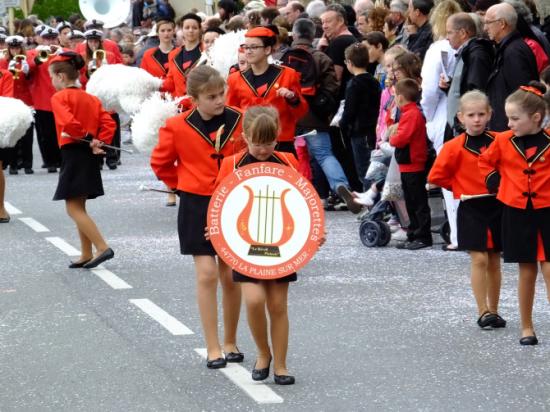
[194, 348, 284, 404]
[45, 237, 80, 256]
[4, 202, 22, 215]
[91, 267, 132, 290]
[18, 217, 50, 233]
[129, 299, 193, 335]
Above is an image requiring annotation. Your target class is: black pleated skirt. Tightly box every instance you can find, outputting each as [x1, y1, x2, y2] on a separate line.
[0, 147, 13, 164]
[53, 144, 103, 200]
[178, 191, 216, 256]
[233, 271, 297, 283]
[457, 196, 503, 252]
[501, 203, 550, 263]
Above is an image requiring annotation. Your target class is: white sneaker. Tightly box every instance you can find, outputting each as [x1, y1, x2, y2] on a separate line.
[353, 191, 374, 207]
[391, 228, 408, 241]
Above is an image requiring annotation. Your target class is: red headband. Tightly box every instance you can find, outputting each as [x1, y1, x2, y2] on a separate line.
[245, 27, 276, 38]
[520, 85, 544, 98]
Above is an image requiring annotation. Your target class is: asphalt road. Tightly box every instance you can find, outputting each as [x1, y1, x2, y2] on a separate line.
[1, 142, 550, 411]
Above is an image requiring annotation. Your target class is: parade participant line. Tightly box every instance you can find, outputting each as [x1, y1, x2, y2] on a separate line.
[129, 299, 194, 336]
[194, 348, 284, 405]
[18, 217, 50, 233]
[45, 236, 81, 256]
[4, 202, 22, 215]
[91, 268, 132, 290]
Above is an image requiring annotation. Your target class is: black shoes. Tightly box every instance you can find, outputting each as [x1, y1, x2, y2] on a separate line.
[396, 240, 432, 250]
[225, 350, 244, 363]
[477, 312, 507, 329]
[107, 163, 117, 170]
[206, 357, 227, 369]
[24, 168, 34, 174]
[520, 335, 538, 346]
[83, 248, 114, 269]
[252, 358, 271, 381]
[47, 166, 57, 173]
[274, 374, 295, 385]
[9, 167, 18, 175]
[68, 259, 92, 269]
[0, 216, 10, 223]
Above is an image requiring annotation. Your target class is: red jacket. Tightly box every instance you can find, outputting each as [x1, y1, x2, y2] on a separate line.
[428, 132, 496, 199]
[0, 55, 32, 105]
[162, 45, 203, 97]
[51, 88, 116, 148]
[215, 150, 299, 187]
[27, 48, 68, 111]
[0, 69, 14, 97]
[75, 39, 123, 64]
[150, 106, 245, 195]
[478, 129, 550, 209]
[226, 65, 308, 142]
[140, 47, 169, 79]
[389, 102, 427, 173]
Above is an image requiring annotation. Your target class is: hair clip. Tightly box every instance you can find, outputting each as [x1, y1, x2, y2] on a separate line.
[520, 85, 544, 98]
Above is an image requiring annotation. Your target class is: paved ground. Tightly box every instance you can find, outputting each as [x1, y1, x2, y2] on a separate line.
[1, 143, 550, 411]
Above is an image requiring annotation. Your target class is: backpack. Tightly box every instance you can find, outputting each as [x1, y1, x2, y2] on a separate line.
[280, 46, 338, 118]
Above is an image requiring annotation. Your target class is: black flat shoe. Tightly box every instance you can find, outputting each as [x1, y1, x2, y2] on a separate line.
[0, 216, 10, 223]
[24, 168, 34, 175]
[225, 350, 244, 363]
[274, 374, 295, 385]
[206, 357, 227, 369]
[68, 259, 92, 269]
[165, 201, 176, 207]
[491, 314, 507, 328]
[252, 358, 271, 381]
[47, 166, 57, 173]
[520, 335, 538, 346]
[477, 311, 498, 329]
[83, 248, 114, 269]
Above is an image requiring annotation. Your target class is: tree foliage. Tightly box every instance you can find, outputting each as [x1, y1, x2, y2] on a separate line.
[30, 0, 81, 20]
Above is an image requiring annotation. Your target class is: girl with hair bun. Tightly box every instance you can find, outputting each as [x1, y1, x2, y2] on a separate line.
[48, 52, 117, 270]
[479, 81, 550, 346]
[215, 105, 309, 386]
[151, 65, 245, 370]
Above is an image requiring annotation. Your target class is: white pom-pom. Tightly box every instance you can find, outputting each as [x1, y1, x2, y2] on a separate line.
[0, 97, 33, 148]
[86, 64, 163, 115]
[210, 30, 246, 78]
[131, 92, 180, 154]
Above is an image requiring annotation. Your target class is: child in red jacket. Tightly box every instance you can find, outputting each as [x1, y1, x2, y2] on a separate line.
[389, 78, 432, 249]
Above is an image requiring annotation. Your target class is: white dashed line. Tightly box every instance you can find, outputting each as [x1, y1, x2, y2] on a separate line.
[91, 267, 132, 289]
[4, 202, 22, 215]
[18, 217, 50, 233]
[194, 348, 284, 404]
[45, 237, 81, 256]
[129, 299, 194, 335]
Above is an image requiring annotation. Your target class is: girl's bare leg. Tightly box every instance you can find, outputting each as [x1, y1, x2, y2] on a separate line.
[266, 282, 290, 376]
[65, 197, 109, 256]
[518, 263, 538, 337]
[470, 251, 490, 316]
[540, 262, 550, 303]
[218, 259, 241, 354]
[486, 251, 502, 313]
[0, 161, 8, 219]
[194, 255, 223, 360]
[242, 282, 271, 369]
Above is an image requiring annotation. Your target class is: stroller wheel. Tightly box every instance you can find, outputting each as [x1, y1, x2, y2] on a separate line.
[377, 221, 392, 246]
[439, 221, 451, 245]
[359, 220, 381, 247]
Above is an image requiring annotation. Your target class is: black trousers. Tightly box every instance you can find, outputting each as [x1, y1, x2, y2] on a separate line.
[35, 110, 60, 167]
[105, 113, 121, 166]
[10, 123, 34, 169]
[401, 171, 432, 244]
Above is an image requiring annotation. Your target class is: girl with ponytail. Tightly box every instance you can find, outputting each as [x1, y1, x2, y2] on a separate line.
[215, 105, 303, 385]
[48, 51, 117, 270]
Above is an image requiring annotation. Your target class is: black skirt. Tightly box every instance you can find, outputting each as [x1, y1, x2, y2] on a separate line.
[233, 271, 297, 283]
[501, 203, 550, 263]
[178, 191, 216, 256]
[0, 147, 13, 164]
[457, 196, 503, 252]
[53, 144, 104, 201]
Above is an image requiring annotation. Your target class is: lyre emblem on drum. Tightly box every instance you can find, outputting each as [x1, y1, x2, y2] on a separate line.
[236, 185, 294, 257]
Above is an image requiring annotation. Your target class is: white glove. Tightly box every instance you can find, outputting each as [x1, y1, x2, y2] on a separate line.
[36, 45, 50, 52]
[8, 60, 16, 71]
[21, 61, 29, 75]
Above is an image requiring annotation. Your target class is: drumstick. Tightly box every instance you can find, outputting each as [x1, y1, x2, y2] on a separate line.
[295, 129, 317, 139]
[138, 184, 175, 194]
[72, 137, 134, 154]
[460, 193, 496, 201]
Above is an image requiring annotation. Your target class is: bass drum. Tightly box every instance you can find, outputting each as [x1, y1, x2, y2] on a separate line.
[79, 0, 131, 28]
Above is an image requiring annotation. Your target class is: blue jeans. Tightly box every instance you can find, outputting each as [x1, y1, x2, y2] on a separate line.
[305, 131, 349, 192]
[350, 136, 371, 190]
